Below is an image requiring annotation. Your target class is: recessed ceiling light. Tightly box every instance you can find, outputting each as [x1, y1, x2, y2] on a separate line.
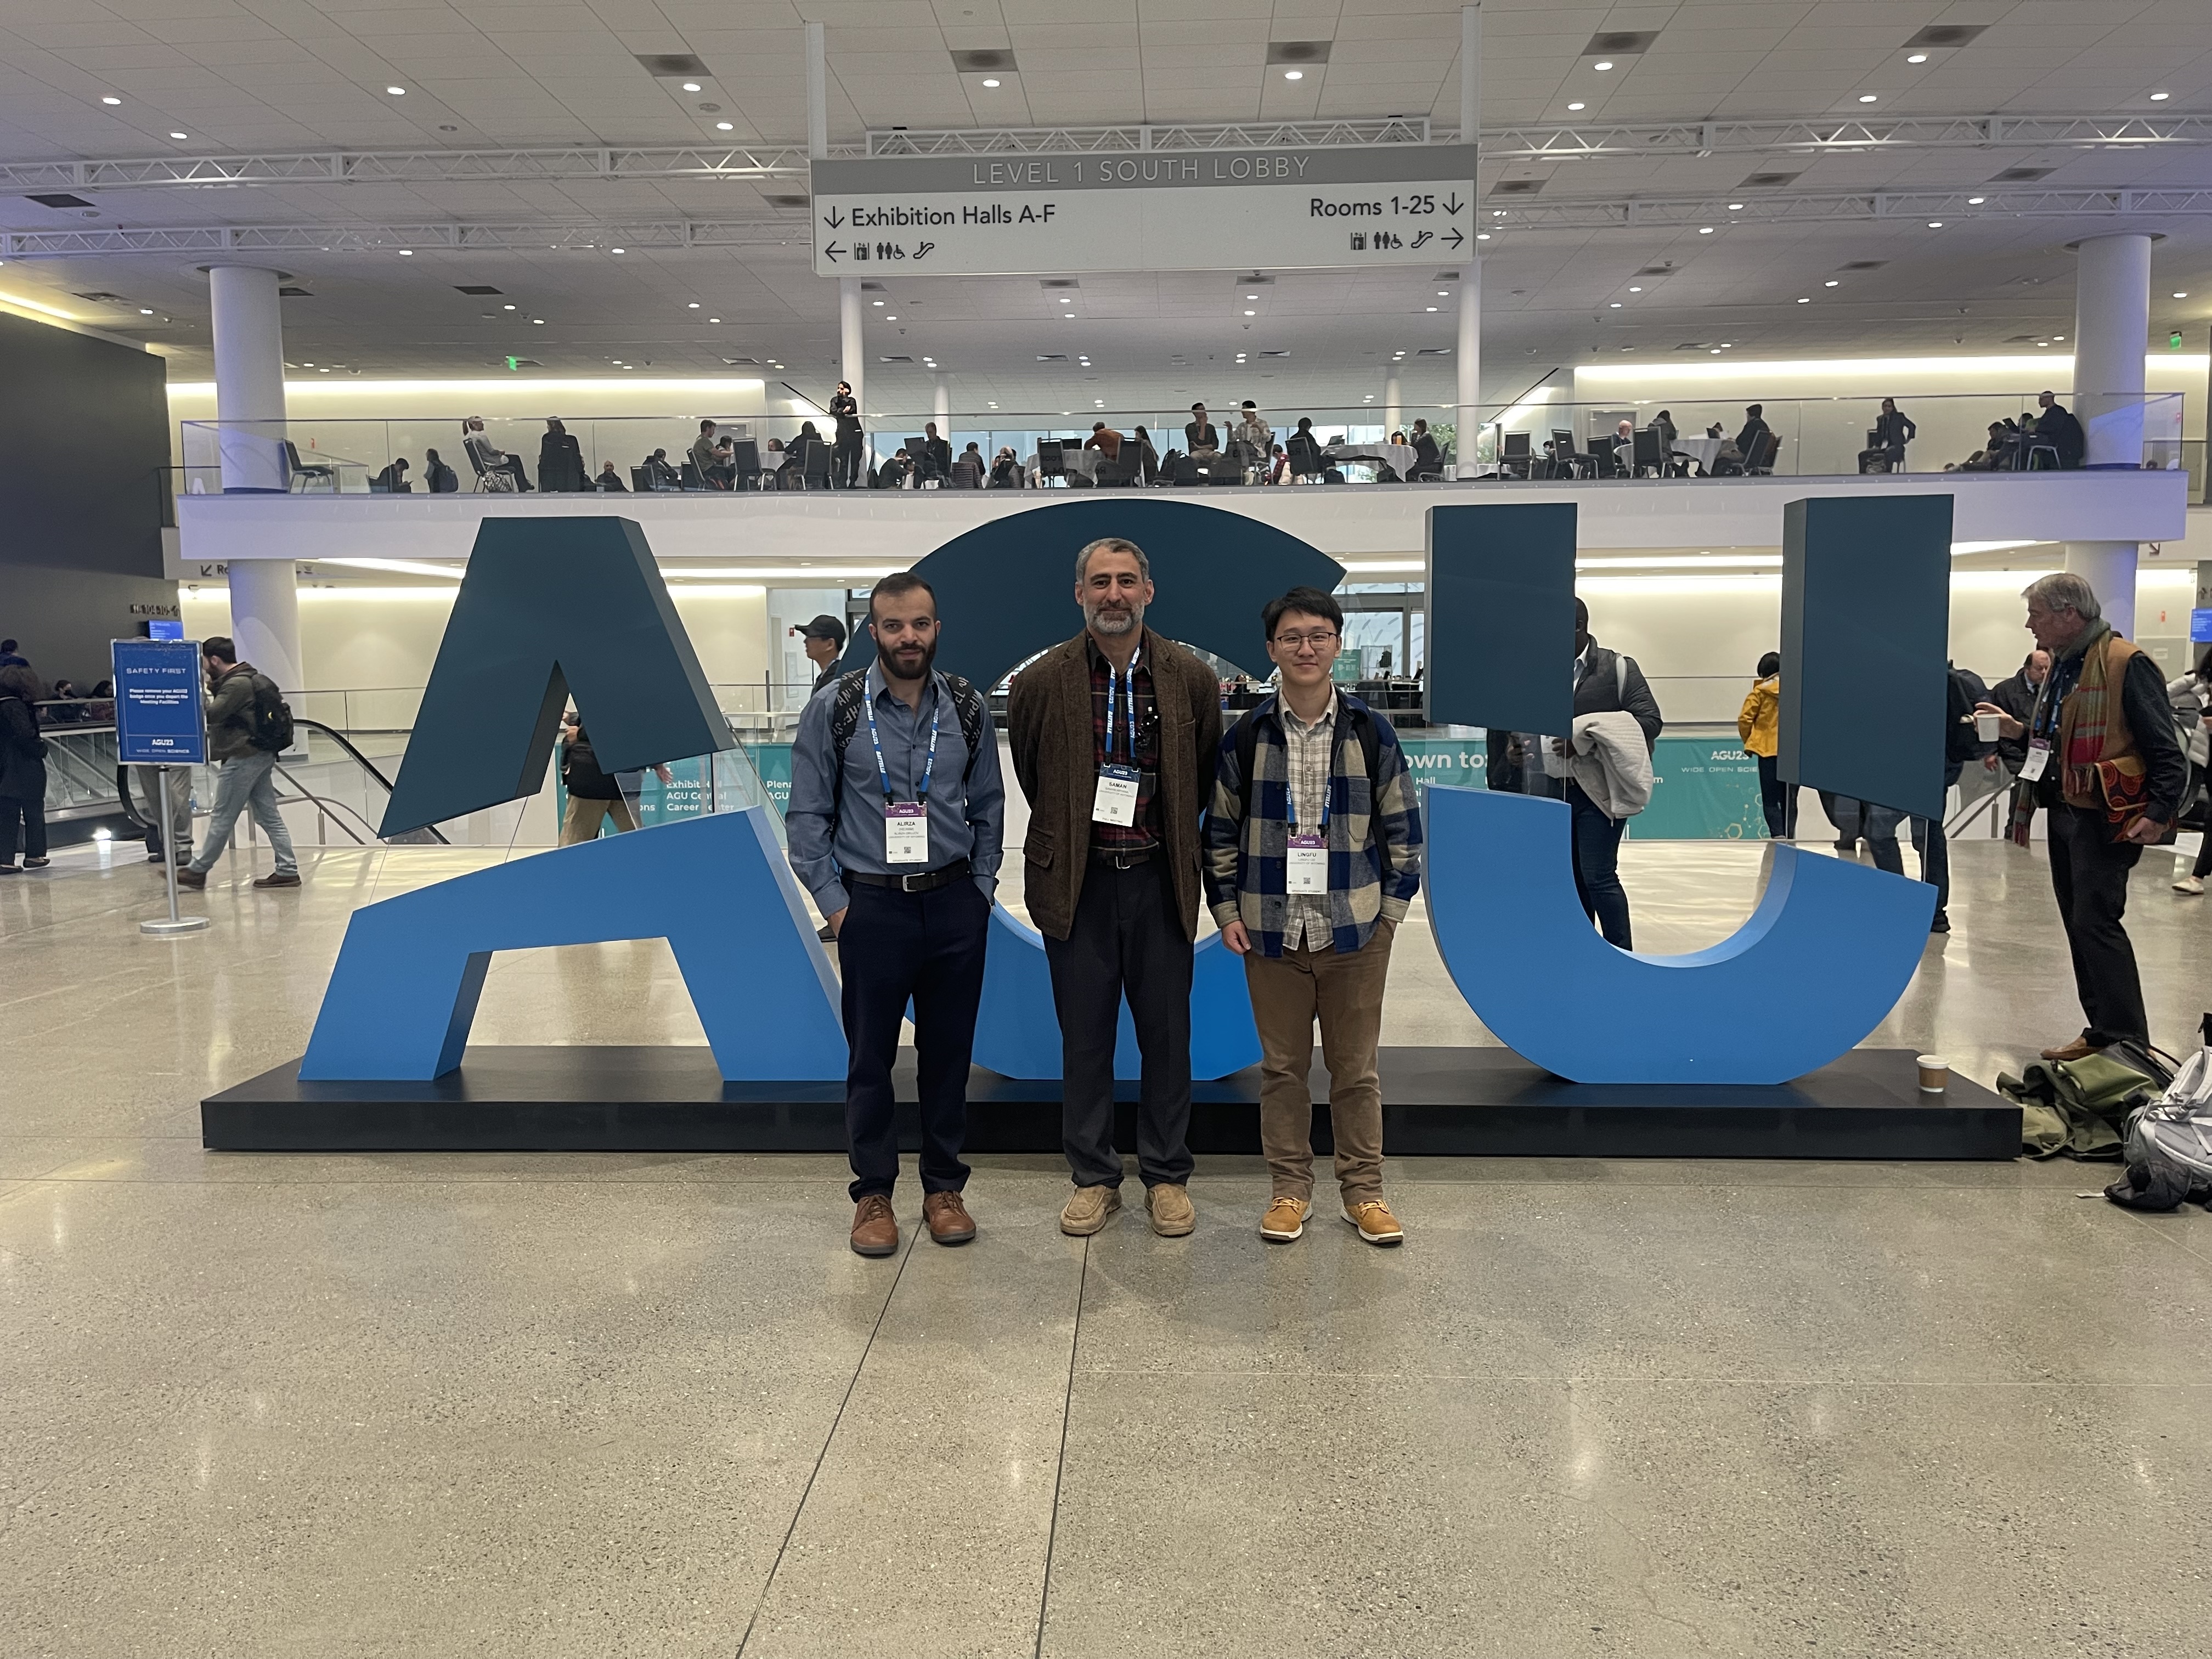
[1476, 232, 1491, 240]
[709, 316, 720, 322]
[139, 307, 152, 314]
[2038, 340, 2050, 346]
[319, 366, 330, 372]
[1628, 285, 1642, 291]
[1247, 292, 1259, 298]
[1436, 290, 1449, 296]
[1567, 101, 1585, 111]
[689, 301, 699, 308]
[2053, 334, 2064, 341]
[981, 77, 1000, 87]
[533, 317, 544, 324]
[1698, 226, 1714, 234]
[1245, 308, 1256, 315]
[1719, 342, 1733, 348]
[2175, 291, 2191, 298]
[1058, 296, 1071, 302]
[169, 131, 187, 139]
[1593, 60, 1614, 71]
[2151, 91, 2171, 101]
[1710, 348, 1722, 354]
[1907, 52, 1928, 63]
[1824, 279, 1839, 286]
[386, 86, 405, 95]
[1927, 219, 1943, 228]
[1796, 296, 1810, 303]
[887, 315, 897, 320]
[100, 95, 121, 105]
[872, 299, 885, 306]
[682, 81, 701, 91]
[1728, 202, 1744, 210]
[1609, 301, 1622, 308]
[716, 121, 733, 130]
[399, 248, 413, 255]
[1426, 306, 1438, 311]
[1858, 94, 1877, 103]
[1283, 69, 1303, 80]
[1967, 195, 1985, 204]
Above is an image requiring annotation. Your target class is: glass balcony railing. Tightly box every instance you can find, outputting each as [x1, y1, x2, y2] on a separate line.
[172, 391, 2189, 503]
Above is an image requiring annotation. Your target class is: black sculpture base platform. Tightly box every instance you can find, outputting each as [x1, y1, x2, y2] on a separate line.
[203, 1046, 2019, 1160]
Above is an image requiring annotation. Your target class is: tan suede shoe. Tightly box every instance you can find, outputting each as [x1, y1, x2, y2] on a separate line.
[1341, 1198, 1404, 1246]
[1060, 1184, 1122, 1236]
[850, 1194, 898, 1257]
[1145, 1182, 1196, 1237]
[1260, 1195, 1311, 1243]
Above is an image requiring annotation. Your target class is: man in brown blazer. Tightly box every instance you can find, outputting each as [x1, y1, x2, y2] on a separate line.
[1008, 537, 1223, 1238]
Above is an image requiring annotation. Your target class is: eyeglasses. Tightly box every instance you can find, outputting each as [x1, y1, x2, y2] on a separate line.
[1273, 629, 1340, 650]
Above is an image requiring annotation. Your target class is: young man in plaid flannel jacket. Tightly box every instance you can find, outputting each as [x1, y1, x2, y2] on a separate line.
[1205, 586, 1424, 1246]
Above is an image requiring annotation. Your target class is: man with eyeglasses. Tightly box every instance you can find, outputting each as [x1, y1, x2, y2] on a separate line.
[787, 572, 1004, 1258]
[1205, 586, 1424, 1246]
[1008, 537, 1223, 1239]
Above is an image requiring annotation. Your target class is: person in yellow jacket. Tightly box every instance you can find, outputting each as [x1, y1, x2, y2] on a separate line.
[1737, 652, 1787, 838]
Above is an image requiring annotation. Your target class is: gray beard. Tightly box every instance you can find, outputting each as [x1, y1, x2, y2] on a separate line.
[1085, 602, 1143, 637]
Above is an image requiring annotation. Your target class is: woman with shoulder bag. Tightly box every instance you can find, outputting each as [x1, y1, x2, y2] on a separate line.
[0, 663, 52, 871]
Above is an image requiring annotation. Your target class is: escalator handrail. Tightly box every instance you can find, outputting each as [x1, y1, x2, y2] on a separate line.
[291, 718, 449, 844]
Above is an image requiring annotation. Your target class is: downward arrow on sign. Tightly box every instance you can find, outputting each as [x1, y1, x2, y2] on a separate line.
[1443, 195, 1465, 216]
[823, 208, 845, 229]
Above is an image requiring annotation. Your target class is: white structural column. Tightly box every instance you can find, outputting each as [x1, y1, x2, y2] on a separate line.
[1384, 365, 1402, 436]
[1453, 3, 1482, 471]
[208, 263, 302, 693]
[805, 21, 828, 162]
[2063, 232, 2153, 637]
[839, 276, 864, 437]
[934, 372, 951, 427]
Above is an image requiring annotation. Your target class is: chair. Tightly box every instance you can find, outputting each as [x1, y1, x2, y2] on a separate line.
[283, 441, 335, 493]
[1036, 444, 1069, 488]
[1499, 430, 1532, 480]
[1746, 431, 1782, 476]
[905, 436, 936, 486]
[795, 438, 834, 492]
[465, 440, 517, 494]
[1285, 432, 1324, 480]
[728, 439, 761, 491]
[679, 460, 708, 491]
[1546, 429, 1587, 481]
[950, 454, 985, 488]
[1094, 453, 1137, 488]
[2024, 440, 2060, 471]
[1631, 429, 1662, 477]
[630, 466, 651, 492]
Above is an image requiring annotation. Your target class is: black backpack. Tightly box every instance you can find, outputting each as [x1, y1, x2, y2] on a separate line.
[825, 668, 987, 835]
[245, 673, 294, 753]
[1229, 695, 1385, 821]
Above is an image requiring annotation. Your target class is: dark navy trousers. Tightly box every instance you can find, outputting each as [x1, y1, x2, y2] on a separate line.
[838, 876, 991, 1202]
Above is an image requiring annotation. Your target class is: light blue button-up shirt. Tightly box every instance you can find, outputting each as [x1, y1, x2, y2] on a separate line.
[785, 662, 1005, 917]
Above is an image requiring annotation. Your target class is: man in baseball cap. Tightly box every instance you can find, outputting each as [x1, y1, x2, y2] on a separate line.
[795, 613, 848, 694]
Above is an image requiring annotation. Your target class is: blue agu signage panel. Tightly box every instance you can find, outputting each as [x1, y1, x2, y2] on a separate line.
[111, 637, 207, 765]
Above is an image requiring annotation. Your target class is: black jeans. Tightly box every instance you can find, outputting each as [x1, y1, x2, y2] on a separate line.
[1045, 856, 1194, 1189]
[1755, 753, 1790, 839]
[838, 875, 991, 1202]
[1566, 781, 1632, 949]
[2047, 803, 2148, 1047]
[0, 792, 46, 863]
[835, 435, 864, 489]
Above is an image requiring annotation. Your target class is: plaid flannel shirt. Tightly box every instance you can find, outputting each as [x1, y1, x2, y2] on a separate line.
[1203, 690, 1423, 957]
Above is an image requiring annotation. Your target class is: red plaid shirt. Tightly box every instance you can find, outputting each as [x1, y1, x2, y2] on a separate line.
[1087, 631, 1161, 851]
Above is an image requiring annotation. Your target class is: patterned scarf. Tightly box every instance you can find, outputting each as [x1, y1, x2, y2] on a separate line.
[2010, 624, 2145, 844]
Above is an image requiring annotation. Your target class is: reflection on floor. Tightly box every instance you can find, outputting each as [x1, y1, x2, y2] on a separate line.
[2, 832, 2208, 1656]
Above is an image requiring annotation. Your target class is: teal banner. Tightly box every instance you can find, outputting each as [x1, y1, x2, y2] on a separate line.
[1396, 731, 1770, 841]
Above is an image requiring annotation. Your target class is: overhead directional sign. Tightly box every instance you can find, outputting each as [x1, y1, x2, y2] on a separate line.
[809, 144, 1478, 277]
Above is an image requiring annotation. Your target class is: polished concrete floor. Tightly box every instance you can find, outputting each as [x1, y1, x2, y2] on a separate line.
[3, 830, 2209, 1657]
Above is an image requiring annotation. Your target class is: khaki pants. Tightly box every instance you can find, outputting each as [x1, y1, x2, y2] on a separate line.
[561, 793, 638, 845]
[1243, 919, 1394, 1205]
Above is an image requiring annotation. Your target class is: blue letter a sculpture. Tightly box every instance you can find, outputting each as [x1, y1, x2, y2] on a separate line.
[1423, 497, 1949, 1084]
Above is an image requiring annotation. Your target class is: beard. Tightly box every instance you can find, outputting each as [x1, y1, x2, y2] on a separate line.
[876, 634, 938, 681]
[1084, 596, 1144, 637]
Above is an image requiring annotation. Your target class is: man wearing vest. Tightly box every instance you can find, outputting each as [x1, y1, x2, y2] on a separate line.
[1009, 537, 1223, 1238]
[1206, 586, 1424, 1245]
[787, 573, 1005, 1257]
[1976, 573, 2186, 1060]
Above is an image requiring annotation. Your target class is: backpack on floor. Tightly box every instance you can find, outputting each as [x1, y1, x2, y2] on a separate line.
[2106, 1015, 2212, 1212]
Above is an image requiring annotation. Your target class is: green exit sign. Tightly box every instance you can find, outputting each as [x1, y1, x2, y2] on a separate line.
[505, 355, 523, 370]
[2171, 331, 2185, 349]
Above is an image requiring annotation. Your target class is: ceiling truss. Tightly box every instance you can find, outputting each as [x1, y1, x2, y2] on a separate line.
[0, 114, 2204, 197]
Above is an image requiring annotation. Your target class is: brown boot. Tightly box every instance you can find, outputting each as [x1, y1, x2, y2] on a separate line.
[849, 1194, 898, 1257]
[2040, 1037, 2103, 1063]
[923, 1190, 977, 1245]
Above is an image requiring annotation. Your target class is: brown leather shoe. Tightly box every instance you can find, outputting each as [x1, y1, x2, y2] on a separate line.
[174, 866, 207, 889]
[923, 1190, 977, 1245]
[2040, 1037, 2104, 1063]
[1144, 1182, 1196, 1237]
[253, 870, 301, 888]
[850, 1194, 898, 1257]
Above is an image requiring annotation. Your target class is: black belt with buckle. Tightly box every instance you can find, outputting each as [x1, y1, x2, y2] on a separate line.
[845, 859, 972, 894]
[1091, 845, 1156, 870]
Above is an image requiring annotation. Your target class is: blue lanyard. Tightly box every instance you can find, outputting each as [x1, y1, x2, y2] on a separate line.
[864, 674, 940, 804]
[1105, 647, 1141, 763]
[1285, 698, 1333, 837]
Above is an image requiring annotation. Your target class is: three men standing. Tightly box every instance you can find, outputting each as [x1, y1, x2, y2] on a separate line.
[1204, 586, 1424, 1245]
[1008, 538, 1223, 1239]
[787, 573, 1004, 1257]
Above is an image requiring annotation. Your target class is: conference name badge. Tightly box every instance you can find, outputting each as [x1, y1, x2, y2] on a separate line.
[1286, 833, 1328, 894]
[885, 800, 928, 864]
[1093, 764, 1139, 826]
[2018, 738, 2051, 782]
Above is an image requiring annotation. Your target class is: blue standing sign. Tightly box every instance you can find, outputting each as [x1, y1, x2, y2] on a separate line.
[112, 638, 207, 766]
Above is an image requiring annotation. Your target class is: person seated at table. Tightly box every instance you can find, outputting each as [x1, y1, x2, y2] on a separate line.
[1130, 425, 1161, 484]
[642, 448, 680, 489]
[989, 446, 1022, 488]
[1231, 401, 1271, 458]
[424, 448, 459, 492]
[1184, 402, 1221, 455]
[1953, 421, 2011, 472]
[1733, 405, 1770, 468]
[951, 441, 985, 487]
[1857, 398, 1916, 472]
[713, 435, 740, 489]
[691, 419, 726, 488]
[1084, 421, 1123, 461]
[875, 445, 911, 488]
[1409, 418, 1443, 480]
[595, 460, 628, 492]
[1650, 409, 1692, 475]
[1267, 442, 1290, 485]
[370, 456, 410, 492]
[1611, 418, 1637, 476]
[918, 421, 953, 482]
